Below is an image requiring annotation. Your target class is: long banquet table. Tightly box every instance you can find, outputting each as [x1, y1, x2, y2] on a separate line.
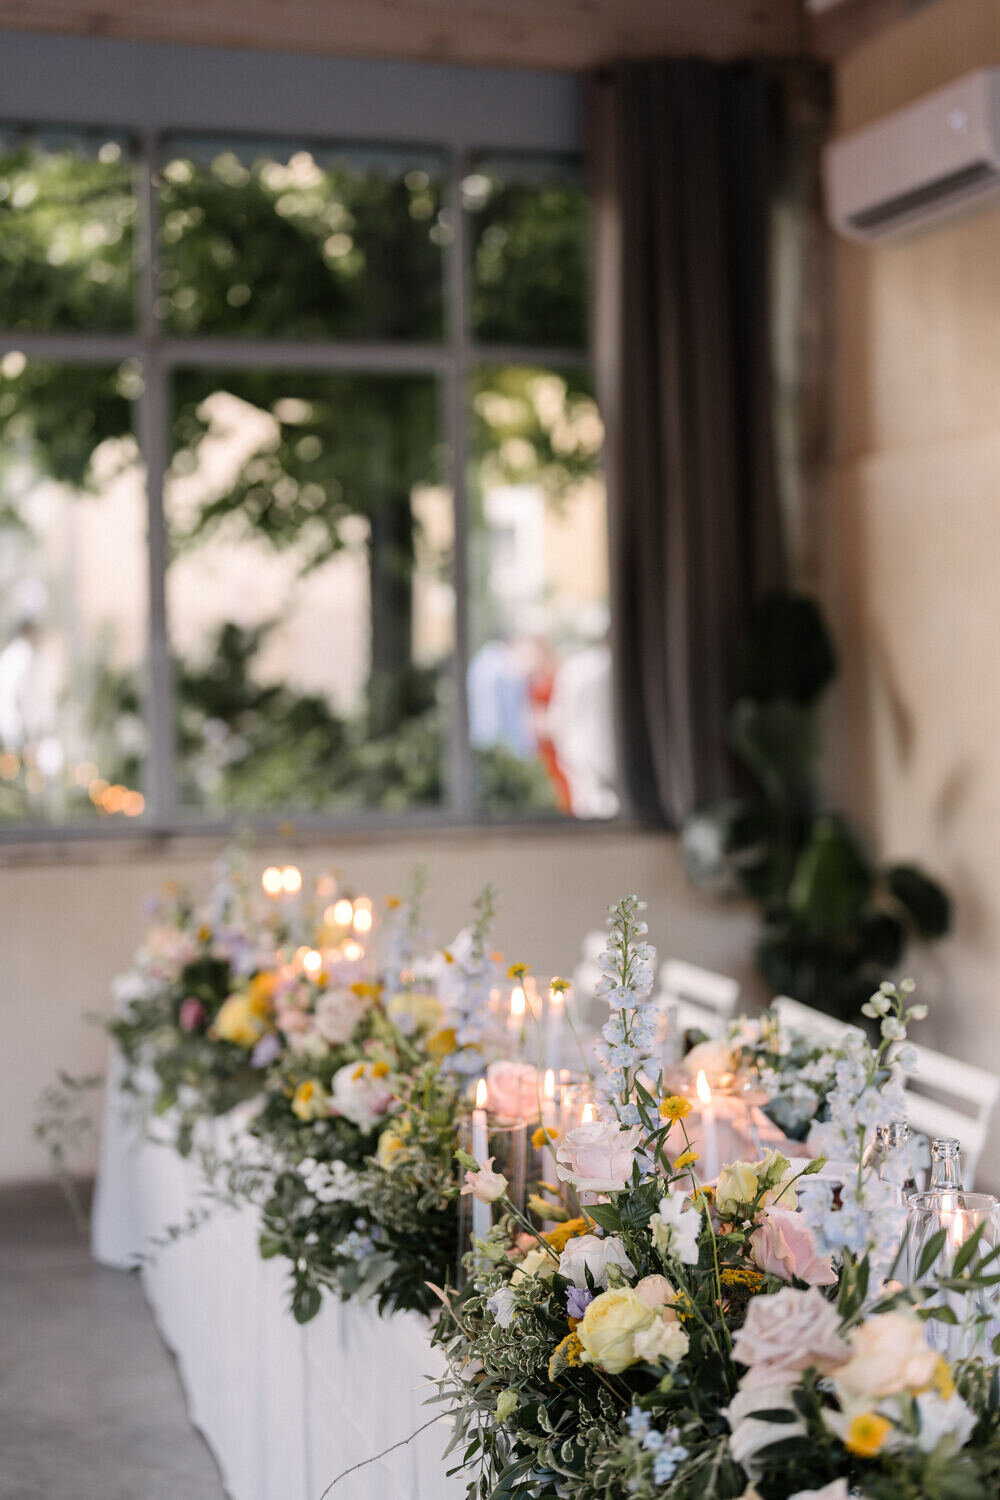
[91, 1058, 466, 1500]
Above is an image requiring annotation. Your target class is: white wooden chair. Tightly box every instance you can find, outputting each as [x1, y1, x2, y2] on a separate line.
[656, 958, 740, 1039]
[772, 995, 858, 1047]
[899, 1041, 1000, 1189]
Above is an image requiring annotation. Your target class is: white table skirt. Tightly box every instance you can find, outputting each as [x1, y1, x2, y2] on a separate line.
[92, 1052, 466, 1500]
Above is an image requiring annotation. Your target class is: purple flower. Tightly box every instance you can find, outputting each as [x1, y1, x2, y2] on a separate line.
[565, 1285, 595, 1320]
[251, 1032, 282, 1068]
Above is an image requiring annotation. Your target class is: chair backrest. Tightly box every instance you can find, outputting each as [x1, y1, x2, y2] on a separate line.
[656, 959, 739, 1039]
[900, 1041, 1000, 1188]
[772, 995, 857, 1047]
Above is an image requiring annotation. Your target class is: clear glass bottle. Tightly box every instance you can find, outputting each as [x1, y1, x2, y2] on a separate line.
[877, 1121, 918, 1204]
[929, 1136, 964, 1192]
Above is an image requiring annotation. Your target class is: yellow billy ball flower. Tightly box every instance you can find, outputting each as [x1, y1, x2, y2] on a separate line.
[659, 1095, 693, 1122]
[845, 1411, 892, 1458]
[531, 1125, 559, 1149]
[507, 962, 529, 981]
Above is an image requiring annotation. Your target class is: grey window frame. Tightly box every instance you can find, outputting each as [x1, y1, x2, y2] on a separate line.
[0, 39, 610, 845]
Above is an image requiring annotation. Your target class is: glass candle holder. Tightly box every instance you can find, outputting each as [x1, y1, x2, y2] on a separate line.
[906, 1190, 1000, 1359]
[457, 1113, 527, 1280]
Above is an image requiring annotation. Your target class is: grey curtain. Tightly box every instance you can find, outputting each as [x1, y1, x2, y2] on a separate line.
[590, 60, 825, 826]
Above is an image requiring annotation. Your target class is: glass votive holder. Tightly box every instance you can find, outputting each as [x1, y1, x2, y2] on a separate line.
[906, 1190, 1000, 1360]
[456, 1114, 527, 1280]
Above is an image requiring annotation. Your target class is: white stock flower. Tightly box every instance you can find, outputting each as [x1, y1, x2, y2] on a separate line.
[649, 1191, 702, 1266]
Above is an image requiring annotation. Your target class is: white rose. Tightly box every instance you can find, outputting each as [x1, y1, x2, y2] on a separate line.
[555, 1119, 643, 1193]
[632, 1315, 689, 1365]
[834, 1311, 938, 1400]
[314, 987, 366, 1045]
[329, 1061, 393, 1131]
[557, 1233, 636, 1289]
[788, 1483, 851, 1500]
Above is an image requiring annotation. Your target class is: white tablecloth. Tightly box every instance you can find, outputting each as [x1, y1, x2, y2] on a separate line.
[92, 1054, 466, 1500]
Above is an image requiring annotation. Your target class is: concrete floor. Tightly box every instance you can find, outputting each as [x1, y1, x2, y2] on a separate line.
[0, 1181, 227, 1500]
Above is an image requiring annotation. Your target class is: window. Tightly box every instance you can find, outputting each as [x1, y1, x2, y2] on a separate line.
[0, 127, 614, 832]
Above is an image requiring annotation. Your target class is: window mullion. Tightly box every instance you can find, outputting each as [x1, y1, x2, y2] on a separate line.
[445, 148, 474, 821]
[137, 129, 177, 828]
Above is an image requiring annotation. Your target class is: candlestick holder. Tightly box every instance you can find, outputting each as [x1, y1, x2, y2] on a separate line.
[906, 1189, 1000, 1359]
[456, 1113, 527, 1282]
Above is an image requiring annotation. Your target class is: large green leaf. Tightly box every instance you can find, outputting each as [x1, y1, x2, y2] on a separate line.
[886, 863, 953, 939]
[787, 818, 875, 935]
[741, 590, 837, 705]
[728, 697, 816, 808]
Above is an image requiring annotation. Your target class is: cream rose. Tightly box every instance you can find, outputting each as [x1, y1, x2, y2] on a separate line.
[510, 1246, 557, 1285]
[834, 1311, 938, 1400]
[715, 1161, 760, 1216]
[557, 1233, 636, 1290]
[577, 1286, 656, 1374]
[731, 1285, 849, 1385]
[555, 1119, 643, 1193]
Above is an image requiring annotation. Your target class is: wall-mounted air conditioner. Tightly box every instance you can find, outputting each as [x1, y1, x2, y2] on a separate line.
[825, 68, 1000, 242]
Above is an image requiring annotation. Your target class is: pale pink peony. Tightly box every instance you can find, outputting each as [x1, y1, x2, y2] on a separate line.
[731, 1285, 849, 1386]
[748, 1207, 837, 1286]
[555, 1119, 643, 1194]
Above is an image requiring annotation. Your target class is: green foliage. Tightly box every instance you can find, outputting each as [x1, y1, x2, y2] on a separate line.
[682, 590, 952, 1020]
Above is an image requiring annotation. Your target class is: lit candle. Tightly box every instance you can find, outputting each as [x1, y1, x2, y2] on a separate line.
[540, 1068, 559, 1184]
[508, 985, 526, 1047]
[696, 1070, 720, 1181]
[544, 986, 565, 1070]
[472, 1078, 491, 1241]
[581, 1102, 595, 1124]
[332, 897, 354, 928]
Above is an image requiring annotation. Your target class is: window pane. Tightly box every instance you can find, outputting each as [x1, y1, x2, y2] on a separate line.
[0, 127, 136, 333]
[465, 155, 588, 349]
[158, 140, 446, 341]
[167, 368, 451, 815]
[467, 365, 615, 819]
[0, 357, 147, 823]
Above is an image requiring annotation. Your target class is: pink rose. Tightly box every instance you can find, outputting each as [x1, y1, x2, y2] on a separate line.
[486, 1060, 539, 1120]
[460, 1156, 509, 1204]
[732, 1285, 848, 1386]
[748, 1207, 837, 1287]
[555, 1118, 643, 1193]
[179, 997, 206, 1032]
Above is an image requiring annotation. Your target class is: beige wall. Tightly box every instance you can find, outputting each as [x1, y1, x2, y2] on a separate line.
[0, 828, 758, 1185]
[817, 0, 1000, 1091]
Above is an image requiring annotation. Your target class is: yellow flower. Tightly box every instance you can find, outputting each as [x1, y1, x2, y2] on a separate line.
[930, 1357, 956, 1400]
[543, 1216, 590, 1254]
[212, 996, 266, 1048]
[577, 1287, 656, 1375]
[715, 1161, 760, 1217]
[350, 981, 382, 999]
[376, 1120, 410, 1170]
[549, 977, 570, 994]
[547, 1331, 584, 1381]
[385, 896, 402, 909]
[659, 1095, 693, 1122]
[845, 1411, 892, 1458]
[371, 1060, 390, 1079]
[507, 962, 529, 981]
[196, 924, 212, 944]
[442, 949, 455, 965]
[427, 1027, 459, 1061]
[351, 1063, 366, 1081]
[247, 970, 277, 1017]
[387, 991, 444, 1032]
[291, 1079, 329, 1122]
[673, 1149, 698, 1169]
[719, 1266, 765, 1293]
[531, 1125, 560, 1149]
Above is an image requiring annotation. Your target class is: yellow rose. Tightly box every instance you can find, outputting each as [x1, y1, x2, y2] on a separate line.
[386, 991, 444, 1032]
[376, 1120, 410, 1170]
[213, 996, 266, 1048]
[427, 1027, 459, 1060]
[577, 1286, 657, 1375]
[291, 1079, 329, 1122]
[715, 1161, 760, 1217]
[247, 970, 277, 1017]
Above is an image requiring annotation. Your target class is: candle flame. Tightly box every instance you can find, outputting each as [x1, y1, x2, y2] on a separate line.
[261, 866, 283, 896]
[302, 948, 322, 976]
[280, 864, 302, 894]
[352, 906, 373, 934]
[696, 1069, 712, 1105]
[543, 1068, 555, 1100]
[333, 897, 354, 926]
[581, 1102, 595, 1123]
[475, 1077, 488, 1110]
[342, 939, 363, 962]
[510, 986, 526, 1018]
[948, 1210, 968, 1252]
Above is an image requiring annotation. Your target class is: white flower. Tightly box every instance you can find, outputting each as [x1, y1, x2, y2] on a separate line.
[788, 1482, 851, 1500]
[329, 1061, 393, 1130]
[684, 1037, 737, 1081]
[632, 1315, 689, 1365]
[486, 1286, 519, 1329]
[914, 1389, 976, 1454]
[300, 1157, 361, 1204]
[557, 1233, 636, 1289]
[649, 1191, 702, 1266]
[460, 1156, 508, 1204]
[724, 1380, 806, 1470]
[314, 987, 367, 1045]
[555, 1119, 643, 1193]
